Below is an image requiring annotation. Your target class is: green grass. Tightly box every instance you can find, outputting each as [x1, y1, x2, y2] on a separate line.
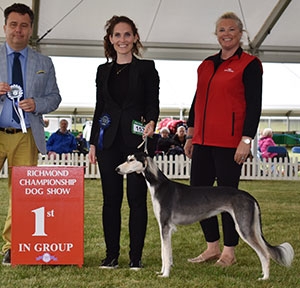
[0, 179, 299, 288]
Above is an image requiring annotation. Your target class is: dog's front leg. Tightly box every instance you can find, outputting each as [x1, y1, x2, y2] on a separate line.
[155, 224, 167, 276]
[156, 224, 165, 275]
[158, 225, 172, 278]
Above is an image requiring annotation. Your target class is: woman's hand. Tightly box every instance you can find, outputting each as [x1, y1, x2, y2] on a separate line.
[88, 145, 97, 164]
[143, 120, 155, 138]
[234, 137, 252, 165]
[184, 139, 193, 159]
[184, 127, 194, 159]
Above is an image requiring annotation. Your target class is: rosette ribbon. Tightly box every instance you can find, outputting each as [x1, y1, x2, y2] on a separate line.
[7, 84, 27, 133]
[98, 114, 111, 150]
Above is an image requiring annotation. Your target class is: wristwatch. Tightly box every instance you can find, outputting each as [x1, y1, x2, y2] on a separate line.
[242, 138, 251, 145]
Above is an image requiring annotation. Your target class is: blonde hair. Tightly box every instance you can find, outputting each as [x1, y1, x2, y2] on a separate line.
[177, 126, 186, 133]
[215, 12, 244, 35]
[262, 128, 273, 138]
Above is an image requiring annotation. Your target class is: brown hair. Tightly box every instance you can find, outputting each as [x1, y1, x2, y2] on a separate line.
[103, 15, 143, 61]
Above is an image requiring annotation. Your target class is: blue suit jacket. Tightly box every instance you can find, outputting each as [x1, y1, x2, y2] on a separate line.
[0, 43, 61, 154]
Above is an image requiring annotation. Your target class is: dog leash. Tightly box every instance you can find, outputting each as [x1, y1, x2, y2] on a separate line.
[137, 136, 148, 154]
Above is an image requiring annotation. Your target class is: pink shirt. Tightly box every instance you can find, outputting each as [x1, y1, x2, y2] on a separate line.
[259, 136, 277, 158]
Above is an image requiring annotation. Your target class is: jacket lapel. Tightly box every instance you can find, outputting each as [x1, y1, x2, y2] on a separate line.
[103, 61, 113, 98]
[126, 56, 139, 107]
[26, 47, 36, 96]
[0, 44, 8, 83]
[0, 45, 8, 114]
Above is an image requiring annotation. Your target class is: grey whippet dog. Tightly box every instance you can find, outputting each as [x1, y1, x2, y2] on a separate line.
[116, 152, 294, 279]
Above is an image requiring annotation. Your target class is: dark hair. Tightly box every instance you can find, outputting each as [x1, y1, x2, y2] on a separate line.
[4, 3, 34, 26]
[103, 15, 143, 61]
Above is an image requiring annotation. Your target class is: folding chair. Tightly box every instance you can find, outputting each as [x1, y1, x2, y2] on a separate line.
[292, 146, 300, 154]
[267, 146, 289, 157]
[267, 146, 290, 176]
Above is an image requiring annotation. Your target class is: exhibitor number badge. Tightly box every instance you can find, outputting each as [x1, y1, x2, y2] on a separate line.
[132, 120, 145, 136]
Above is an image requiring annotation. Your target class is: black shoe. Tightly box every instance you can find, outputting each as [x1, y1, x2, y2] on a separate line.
[2, 249, 11, 265]
[129, 260, 143, 270]
[99, 257, 118, 269]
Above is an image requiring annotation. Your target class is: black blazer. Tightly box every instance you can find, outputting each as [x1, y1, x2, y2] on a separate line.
[90, 56, 160, 151]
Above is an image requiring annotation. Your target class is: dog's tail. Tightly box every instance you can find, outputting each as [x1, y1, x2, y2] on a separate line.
[256, 199, 294, 267]
[266, 241, 294, 267]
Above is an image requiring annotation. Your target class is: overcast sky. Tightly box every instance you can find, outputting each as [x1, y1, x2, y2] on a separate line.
[51, 57, 300, 111]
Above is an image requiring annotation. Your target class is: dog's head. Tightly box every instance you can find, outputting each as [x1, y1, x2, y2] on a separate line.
[115, 152, 148, 175]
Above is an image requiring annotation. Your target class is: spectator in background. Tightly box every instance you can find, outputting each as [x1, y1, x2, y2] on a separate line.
[83, 120, 92, 149]
[47, 119, 77, 158]
[172, 126, 186, 152]
[76, 132, 89, 155]
[156, 127, 175, 154]
[259, 128, 278, 159]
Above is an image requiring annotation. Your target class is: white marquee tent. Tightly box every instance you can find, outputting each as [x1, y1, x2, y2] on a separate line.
[1, 0, 300, 117]
[1, 0, 299, 62]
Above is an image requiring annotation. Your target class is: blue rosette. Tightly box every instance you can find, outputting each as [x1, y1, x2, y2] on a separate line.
[98, 114, 111, 150]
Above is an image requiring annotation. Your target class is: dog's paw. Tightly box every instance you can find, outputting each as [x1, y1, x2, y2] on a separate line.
[258, 276, 269, 281]
[158, 274, 169, 278]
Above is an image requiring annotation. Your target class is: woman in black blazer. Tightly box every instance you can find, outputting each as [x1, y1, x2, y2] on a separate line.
[88, 15, 160, 269]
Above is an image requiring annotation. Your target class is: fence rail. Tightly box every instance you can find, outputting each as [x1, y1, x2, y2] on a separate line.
[0, 153, 298, 180]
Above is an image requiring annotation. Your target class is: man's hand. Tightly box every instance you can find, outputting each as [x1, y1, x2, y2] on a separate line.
[0, 82, 11, 95]
[18, 98, 36, 112]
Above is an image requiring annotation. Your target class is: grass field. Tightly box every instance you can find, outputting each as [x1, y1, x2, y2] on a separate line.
[0, 178, 299, 288]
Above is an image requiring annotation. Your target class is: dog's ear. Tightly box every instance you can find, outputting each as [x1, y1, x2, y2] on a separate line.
[143, 157, 148, 168]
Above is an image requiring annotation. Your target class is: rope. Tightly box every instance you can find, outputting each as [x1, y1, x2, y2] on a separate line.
[237, 0, 252, 49]
[145, 0, 163, 41]
[37, 0, 84, 43]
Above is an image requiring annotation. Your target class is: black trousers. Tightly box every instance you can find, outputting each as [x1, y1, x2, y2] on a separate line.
[97, 138, 147, 261]
[190, 144, 242, 247]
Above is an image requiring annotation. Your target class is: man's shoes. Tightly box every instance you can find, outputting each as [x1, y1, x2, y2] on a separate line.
[129, 260, 143, 270]
[99, 257, 118, 269]
[2, 249, 11, 265]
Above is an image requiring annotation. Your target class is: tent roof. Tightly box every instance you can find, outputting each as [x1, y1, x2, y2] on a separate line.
[1, 0, 300, 117]
[0, 0, 299, 62]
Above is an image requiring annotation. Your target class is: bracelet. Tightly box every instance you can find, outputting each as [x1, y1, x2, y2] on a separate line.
[186, 135, 193, 139]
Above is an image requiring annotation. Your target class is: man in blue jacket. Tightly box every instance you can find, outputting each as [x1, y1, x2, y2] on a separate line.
[47, 119, 77, 157]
